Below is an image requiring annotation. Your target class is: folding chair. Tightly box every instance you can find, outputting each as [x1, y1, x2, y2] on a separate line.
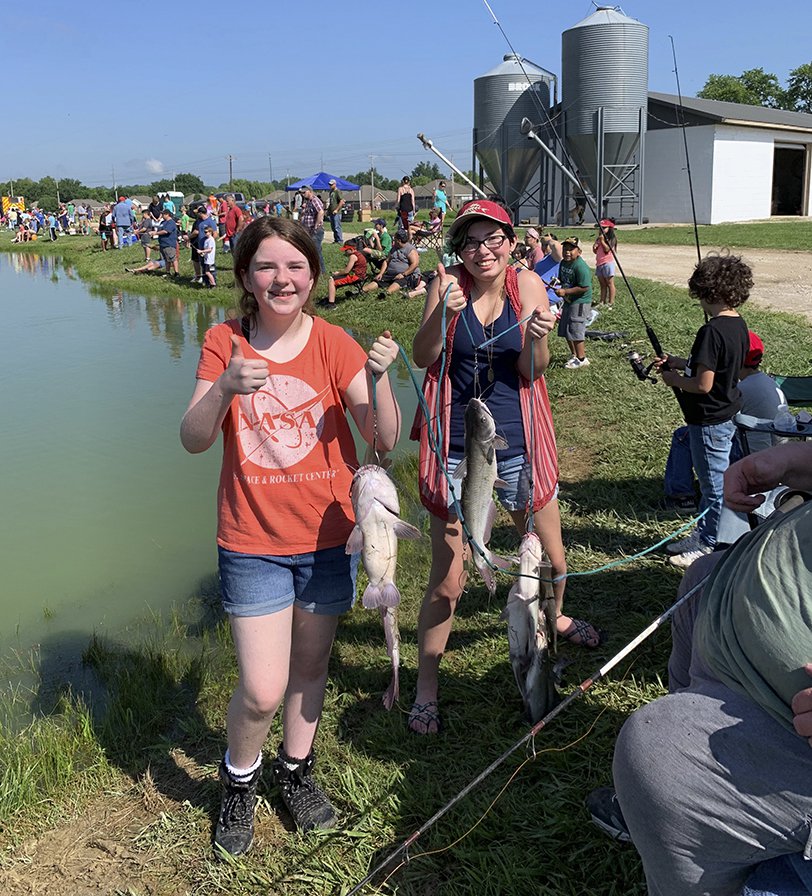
[412, 223, 444, 256]
[771, 375, 812, 407]
[718, 407, 812, 544]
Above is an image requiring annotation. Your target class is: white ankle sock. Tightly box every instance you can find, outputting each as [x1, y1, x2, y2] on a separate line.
[224, 749, 262, 782]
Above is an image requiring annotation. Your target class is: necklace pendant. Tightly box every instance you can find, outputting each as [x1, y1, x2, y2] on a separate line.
[488, 367, 494, 383]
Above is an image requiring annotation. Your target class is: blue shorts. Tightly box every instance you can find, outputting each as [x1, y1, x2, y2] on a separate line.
[447, 452, 533, 513]
[596, 262, 615, 278]
[217, 544, 360, 617]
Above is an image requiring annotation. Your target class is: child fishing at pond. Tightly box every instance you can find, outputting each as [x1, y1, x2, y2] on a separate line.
[656, 252, 751, 568]
[592, 218, 617, 310]
[180, 216, 401, 857]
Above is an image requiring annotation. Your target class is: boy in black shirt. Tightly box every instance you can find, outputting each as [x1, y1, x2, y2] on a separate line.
[654, 254, 751, 568]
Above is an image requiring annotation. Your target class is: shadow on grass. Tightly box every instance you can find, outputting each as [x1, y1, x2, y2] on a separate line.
[332, 650, 649, 895]
[32, 570, 227, 814]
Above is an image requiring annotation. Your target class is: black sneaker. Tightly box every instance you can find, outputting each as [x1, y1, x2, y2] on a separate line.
[214, 761, 261, 858]
[271, 748, 337, 832]
[585, 786, 631, 843]
[660, 494, 699, 513]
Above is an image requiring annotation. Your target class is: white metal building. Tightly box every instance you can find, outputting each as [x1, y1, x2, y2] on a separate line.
[644, 92, 812, 224]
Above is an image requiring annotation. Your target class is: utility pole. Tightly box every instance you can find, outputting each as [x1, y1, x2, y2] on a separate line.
[112, 166, 117, 199]
[9, 178, 14, 197]
[172, 172, 177, 191]
[450, 157, 455, 208]
[368, 154, 376, 210]
[56, 178, 60, 206]
[268, 153, 273, 184]
[226, 155, 234, 189]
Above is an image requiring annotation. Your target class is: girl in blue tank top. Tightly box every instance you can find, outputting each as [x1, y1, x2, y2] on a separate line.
[409, 199, 602, 737]
[449, 299, 525, 460]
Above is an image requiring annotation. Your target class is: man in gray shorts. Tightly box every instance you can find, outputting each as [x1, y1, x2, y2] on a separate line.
[588, 442, 812, 896]
[554, 236, 592, 370]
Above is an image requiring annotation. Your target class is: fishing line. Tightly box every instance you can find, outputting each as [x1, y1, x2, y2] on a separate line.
[525, 335, 537, 533]
[356, 705, 613, 895]
[370, 362, 380, 462]
[344, 570, 711, 896]
[406, 705, 610, 864]
[476, 312, 532, 350]
[393, 338, 713, 587]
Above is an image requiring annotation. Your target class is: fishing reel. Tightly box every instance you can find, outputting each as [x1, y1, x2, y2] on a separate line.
[627, 350, 658, 384]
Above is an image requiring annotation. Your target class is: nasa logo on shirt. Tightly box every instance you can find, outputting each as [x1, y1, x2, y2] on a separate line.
[237, 376, 331, 469]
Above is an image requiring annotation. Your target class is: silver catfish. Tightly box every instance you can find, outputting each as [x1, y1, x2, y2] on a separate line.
[346, 464, 421, 709]
[502, 533, 558, 723]
[454, 397, 512, 594]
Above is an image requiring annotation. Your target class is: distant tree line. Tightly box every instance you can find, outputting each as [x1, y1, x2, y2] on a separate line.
[0, 161, 478, 209]
[698, 63, 812, 113]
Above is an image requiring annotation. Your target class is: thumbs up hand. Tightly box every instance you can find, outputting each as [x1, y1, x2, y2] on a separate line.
[435, 263, 466, 314]
[367, 330, 398, 378]
[223, 334, 269, 394]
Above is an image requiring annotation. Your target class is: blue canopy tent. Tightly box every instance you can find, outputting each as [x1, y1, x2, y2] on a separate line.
[286, 173, 362, 227]
[285, 172, 361, 192]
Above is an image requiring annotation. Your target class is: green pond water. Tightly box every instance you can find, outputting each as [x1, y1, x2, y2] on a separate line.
[0, 253, 419, 687]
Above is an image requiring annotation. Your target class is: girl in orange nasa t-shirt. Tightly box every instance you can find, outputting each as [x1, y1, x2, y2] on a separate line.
[181, 216, 400, 855]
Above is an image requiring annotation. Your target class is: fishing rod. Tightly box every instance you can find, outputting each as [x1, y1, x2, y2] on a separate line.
[416, 133, 488, 199]
[669, 35, 702, 267]
[482, 1, 680, 385]
[344, 570, 711, 896]
[670, 35, 708, 327]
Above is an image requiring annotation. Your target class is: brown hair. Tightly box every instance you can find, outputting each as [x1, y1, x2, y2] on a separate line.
[688, 252, 753, 308]
[233, 217, 320, 319]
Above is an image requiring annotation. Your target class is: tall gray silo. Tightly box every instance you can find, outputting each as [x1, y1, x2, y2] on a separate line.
[561, 6, 648, 222]
[473, 54, 556, 220]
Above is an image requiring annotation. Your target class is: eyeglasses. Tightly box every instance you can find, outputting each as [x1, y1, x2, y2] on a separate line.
[460, 234, 508, 254]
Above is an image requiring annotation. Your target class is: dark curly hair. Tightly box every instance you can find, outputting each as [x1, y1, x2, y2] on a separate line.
[688, 252, 753, 308]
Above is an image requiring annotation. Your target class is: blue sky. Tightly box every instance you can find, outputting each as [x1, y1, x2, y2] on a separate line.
[4, 0, 810, 188]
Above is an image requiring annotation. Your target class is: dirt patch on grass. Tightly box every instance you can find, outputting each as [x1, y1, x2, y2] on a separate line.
[0, 751, 218, 896]
[1, 792, 172, 896]
[618, 243, 812, 322]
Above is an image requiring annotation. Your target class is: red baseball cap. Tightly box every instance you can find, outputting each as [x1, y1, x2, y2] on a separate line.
[447, 199, 513, 242]
[600, 218, 615, 228]
[745, 331, 764, 368]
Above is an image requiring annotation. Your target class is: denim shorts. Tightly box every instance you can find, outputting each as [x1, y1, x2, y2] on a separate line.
[218, 544, 360, 617]
[447, 452, 533, 513]
[596, 262, 615, 278]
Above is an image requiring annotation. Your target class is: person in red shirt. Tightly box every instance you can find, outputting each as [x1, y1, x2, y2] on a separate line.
[181, 216, 400, 857]
[224, 194, 243, 254]
[319, 239, 368, 309]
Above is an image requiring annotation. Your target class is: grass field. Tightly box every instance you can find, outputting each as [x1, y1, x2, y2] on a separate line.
[597, 219, 812, 251]
[1, 226, 810, 894]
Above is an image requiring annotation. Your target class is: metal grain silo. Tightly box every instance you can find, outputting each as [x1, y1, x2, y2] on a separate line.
[473, 54, 555, 216]
[562, 6, 648, 221]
